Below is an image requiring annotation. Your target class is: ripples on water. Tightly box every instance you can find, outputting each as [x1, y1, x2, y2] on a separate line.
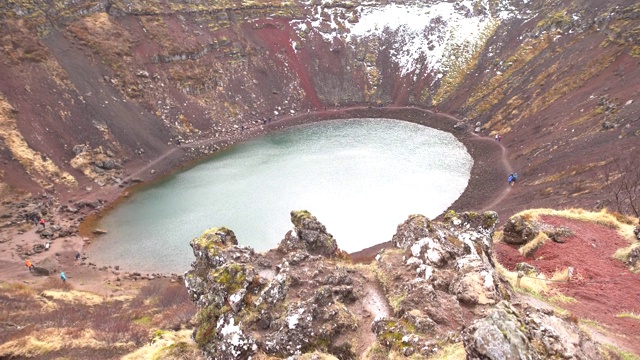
[88, 118, 473, 273]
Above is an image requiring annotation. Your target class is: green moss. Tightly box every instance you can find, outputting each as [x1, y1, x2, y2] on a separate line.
[536, 10, 572, 30]
[483, 212, 499, 228]
[195, 304, 229, 346]
[133, 315, 153, 325]
[210, 263, 248, 293]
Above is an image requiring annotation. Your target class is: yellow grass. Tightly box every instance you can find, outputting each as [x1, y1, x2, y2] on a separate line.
[122, 329, 203, 360]
[495, 262, 549, 295]
[0, 328, 129, 358]
[616, 312, 640, 321]
[0, 94, 76, 188]
[40, 289, 131, 306]
[430, 342, 466, 360]
[527, 161, 607, 186]
[515, 208, 639, 245]
[518, 232, 549, 257]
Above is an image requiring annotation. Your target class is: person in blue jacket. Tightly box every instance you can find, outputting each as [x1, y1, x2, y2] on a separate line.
[508, 174, 514, 186]
[60, 271, 67, 283]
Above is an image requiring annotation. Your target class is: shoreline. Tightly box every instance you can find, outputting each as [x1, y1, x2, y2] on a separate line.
[80, 105, 509, 271]
[0, 106, 509, 290]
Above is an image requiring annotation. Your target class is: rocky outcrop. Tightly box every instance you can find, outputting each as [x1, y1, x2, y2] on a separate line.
[502, 215, 539, 245]
[186, 210, 602, 359]
[185, 213, 359, 359]
[463, 302, 602, 360]
[278, 210, 341, 258]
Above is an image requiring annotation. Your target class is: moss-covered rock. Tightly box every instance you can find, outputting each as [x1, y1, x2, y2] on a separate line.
[502, 215, 539, 245]
[279, 210, 340, 258]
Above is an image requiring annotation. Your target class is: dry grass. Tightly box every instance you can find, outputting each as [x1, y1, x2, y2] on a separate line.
[121, 329, 203, 360]
[514, 208, 639, 247]
[518, 232, 549, 257]
[616, 312, 640, 321]
[39, 289, 127, 306]
[527, 161, 606, 186]
[429, 342, 466, 359]
[495, 262, 549, 296]
[0, 94, 77, 188]
[0, 277, 197, 359]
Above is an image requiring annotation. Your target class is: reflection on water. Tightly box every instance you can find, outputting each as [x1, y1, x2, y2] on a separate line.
[88, 118, 473, 273]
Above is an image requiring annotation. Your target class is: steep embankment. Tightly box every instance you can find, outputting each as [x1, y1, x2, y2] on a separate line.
[0, 0, 638, 220]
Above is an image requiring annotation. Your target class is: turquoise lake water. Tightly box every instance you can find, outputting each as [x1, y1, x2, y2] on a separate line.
[87, 118, 473, 273]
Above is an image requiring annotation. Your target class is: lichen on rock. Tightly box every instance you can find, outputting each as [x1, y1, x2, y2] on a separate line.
[186, 210, 603, 359]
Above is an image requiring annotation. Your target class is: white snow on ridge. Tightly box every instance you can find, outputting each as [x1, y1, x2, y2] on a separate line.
[292, 1, 527, 77]
[348, 2, 497, 76]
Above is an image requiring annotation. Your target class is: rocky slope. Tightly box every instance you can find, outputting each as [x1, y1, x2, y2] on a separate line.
[0, 0, 638, 218]
[185, 210, 603, 359]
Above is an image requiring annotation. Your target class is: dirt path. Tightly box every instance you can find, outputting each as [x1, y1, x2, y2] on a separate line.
[481, 140, 513, 212]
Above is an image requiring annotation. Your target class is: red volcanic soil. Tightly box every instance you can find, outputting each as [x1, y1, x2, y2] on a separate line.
[496, 216, 640, 353]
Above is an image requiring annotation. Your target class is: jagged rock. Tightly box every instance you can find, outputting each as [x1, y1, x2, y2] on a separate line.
[545, 225, 573, 243]
[392, 214, 433, 249]
[462, 302, 533, 359]
[187, 212, 362, 359]
[40, 228, 54, 238]
[463, 301, 602, 359]
[453, 121, 467, 131]
[602, 121, 614, 130]
[634, 225, 640, 240]
[32, 243, 45, 253]
[278, 210, 340, 258]
[503, 215, 538, 245]
[627, 247, 640, 267]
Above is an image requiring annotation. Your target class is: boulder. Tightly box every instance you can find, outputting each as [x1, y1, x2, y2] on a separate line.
[453, 121, 467, 131]
[502, 215, 538, 245]
[278, 210, 340, 258]
[627, 246, 640, 267]
[463, 301, 602, 359]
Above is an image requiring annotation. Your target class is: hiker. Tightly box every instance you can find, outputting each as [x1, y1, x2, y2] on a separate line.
[39, 218, 45, 228]
[45, 242, 50, 251]
[75, 252, 81, 260]
[513, 172, 519, 183]
[498, 135, 503, 142]
[25, 259, 33, 272]
[508, 174, 514, 186]
[60, 271, 66, 283]
[495, 134, 499, 141]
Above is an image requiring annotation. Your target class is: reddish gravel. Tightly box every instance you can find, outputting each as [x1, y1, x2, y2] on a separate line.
[496, 215, 640, 353]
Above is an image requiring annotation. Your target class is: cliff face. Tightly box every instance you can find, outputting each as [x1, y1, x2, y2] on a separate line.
[0, 0, 638, 216]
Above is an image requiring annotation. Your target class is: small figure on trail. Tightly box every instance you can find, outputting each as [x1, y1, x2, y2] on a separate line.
[498, 135, 503, 142]
[60, 271, 66, 283]
[75, 252, 81, 261]
[513, 172, 518, 183]
[45, 242, 50, 251]
[25, 259, 33, 272]
[434, 107, 439, 113]
[495, 134, 499, 141]
[508, 174, 514, 186]
[39, 218, 45, 228]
